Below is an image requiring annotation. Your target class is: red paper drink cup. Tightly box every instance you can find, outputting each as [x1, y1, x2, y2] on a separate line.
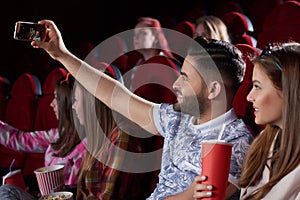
[2, 169, 26, 190]
[201, 140, 233, 200]
[34, 165, 65, 196]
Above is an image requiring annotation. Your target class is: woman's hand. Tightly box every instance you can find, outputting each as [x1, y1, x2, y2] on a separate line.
[31, 19, 69, 61]
[193, 175, 213, 200]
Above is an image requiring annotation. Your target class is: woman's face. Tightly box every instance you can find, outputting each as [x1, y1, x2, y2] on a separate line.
[194, 24, 207, 39]
[133, 26, 156, 49]
[247, 64, 283, 128]
[50, 90, 59, 120]
[72, 85, 85, 125]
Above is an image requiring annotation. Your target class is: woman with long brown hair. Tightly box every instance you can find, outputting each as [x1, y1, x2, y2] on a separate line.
[73, 64, 151, 199]
[238, 41, 300, 199]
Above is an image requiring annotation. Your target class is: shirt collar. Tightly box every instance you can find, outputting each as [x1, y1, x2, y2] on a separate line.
[190, 108, 237, 132]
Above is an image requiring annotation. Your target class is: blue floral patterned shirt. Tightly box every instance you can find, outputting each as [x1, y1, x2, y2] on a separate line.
[147, 103, 254, 200]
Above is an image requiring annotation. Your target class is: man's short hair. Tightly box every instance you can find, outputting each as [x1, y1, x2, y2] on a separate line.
[188, 36, 246, 92]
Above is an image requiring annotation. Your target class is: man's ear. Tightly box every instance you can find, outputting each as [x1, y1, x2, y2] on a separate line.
[207, 81, 222, 100]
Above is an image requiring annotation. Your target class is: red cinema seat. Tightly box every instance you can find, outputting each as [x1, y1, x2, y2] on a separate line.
[212, 1, 243, 18]
[0, 76, 10, 121]
[233, 44, 264, 136]
[5, 73, 41, 131]
[168, 21, 196, 64]
[221, 12, 257, 47]
[256, 1, 300, 49]
[95, 36, 128, 74]
[124, 50, 144, 75]
[128, 55, 180, 191]
[0, 145, 26, 169]
[244, 0, 281, 38]
[130, 55, 180, 104]
[1, 73, 41, 173]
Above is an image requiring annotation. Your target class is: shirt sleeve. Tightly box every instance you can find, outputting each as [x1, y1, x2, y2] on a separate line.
[153, 103, 182, 138]
[153, 103, 165, 137]
[66, 139, 87, 186]
[0, 120, 56, 153]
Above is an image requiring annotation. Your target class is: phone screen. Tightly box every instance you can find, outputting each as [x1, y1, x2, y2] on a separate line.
[14, 21, 46, 41]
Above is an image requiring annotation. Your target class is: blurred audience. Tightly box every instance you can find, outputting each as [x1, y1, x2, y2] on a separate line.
[194, 15, 231, 43]
[0, 74, 86, 198]
[124, 16, 180, 75]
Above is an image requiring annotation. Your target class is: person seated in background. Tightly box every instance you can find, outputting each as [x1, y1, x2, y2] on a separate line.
[123, 16, 182, 194]
[32, 19, 254, 200]
[124, 16, 180, 75]
[194, 15, 231, 43]
[0, 74, 86, 199]
[193, 42, 300, 199]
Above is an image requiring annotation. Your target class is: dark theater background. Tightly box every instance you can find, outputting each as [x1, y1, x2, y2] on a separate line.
[2, 0, 300, 84]
[1, 0, 200, 83]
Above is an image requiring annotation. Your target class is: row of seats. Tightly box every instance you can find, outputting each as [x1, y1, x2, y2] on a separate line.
[177, 0, 300, 50]
[217, 0, 300, 49]
[0, 68, 68, 131]
[0, 67, 68, 177]
[76, 1, 300, 79]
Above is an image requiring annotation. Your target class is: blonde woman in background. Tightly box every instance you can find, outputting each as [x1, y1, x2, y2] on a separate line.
[194, 15, 231, 43]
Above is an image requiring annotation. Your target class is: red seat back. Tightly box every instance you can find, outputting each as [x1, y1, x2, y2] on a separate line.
[5, 73, 40, 131]
[130, 55, 180, 104]
[221, 12, 256, 46]
[96, 36, 128, 74]
[0, 144, 26, 169]
[168, 21, 196, 64]
[212, 1, 243, 18]
[1, 73, 41, 176]
[123, 50, 144, 74]
[0, 76, 10, 121]
[233, 44, 264, 136]
[257, 1, 300, 49]
[245, 0, 281, 38]
[127, 55, 180, 191]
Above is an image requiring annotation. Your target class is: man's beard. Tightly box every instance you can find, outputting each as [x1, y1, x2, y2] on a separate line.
[173, 90, 209, 117]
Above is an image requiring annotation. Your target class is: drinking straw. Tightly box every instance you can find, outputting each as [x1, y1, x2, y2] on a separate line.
[9, 159, 15, 172]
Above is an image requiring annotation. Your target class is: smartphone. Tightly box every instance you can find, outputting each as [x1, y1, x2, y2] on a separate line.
[14, 21, 46, 41]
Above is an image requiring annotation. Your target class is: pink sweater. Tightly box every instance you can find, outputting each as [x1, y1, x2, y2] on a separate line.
[0, 120, 86, 186]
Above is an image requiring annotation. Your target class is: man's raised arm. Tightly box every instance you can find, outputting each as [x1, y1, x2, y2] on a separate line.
[32, 19, 159, 135]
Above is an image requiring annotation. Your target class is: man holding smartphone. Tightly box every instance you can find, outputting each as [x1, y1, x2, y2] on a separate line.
[31, 20, 253, 200]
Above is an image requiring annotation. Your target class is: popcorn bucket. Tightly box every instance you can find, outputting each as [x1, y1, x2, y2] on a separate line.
[34, 165, 65, 196]
[39, 191, 73, 200]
